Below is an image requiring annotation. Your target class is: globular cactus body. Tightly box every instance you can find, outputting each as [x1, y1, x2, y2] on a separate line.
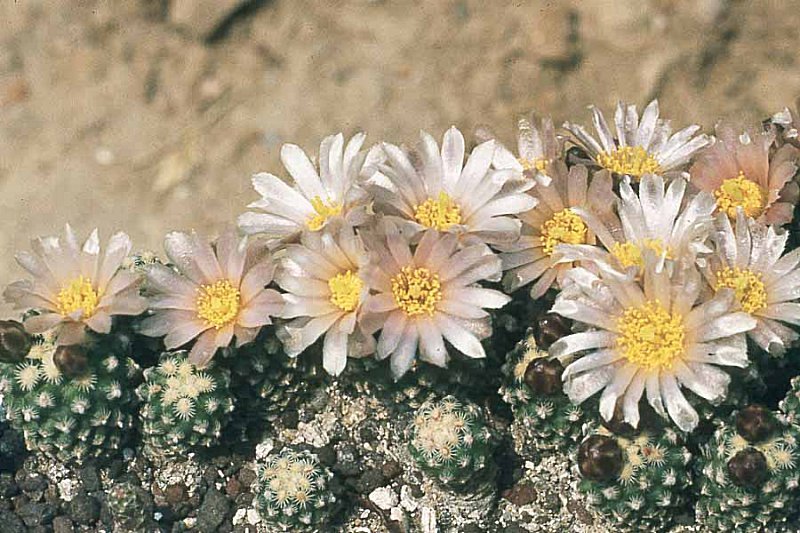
[253, 447, 336, 531]
[577, 428, 691, 531]
[0, 331, 138, 463]
[696, 405, 800, 532]
[500, 334, 587, 455]
[408, 395, 494, 488]
[136, 351, 234, 457]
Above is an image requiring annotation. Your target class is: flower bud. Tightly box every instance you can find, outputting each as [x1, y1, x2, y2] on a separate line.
[736, 405, 776, 443]
[578, 435, 623, 482]
[523, 358, 564, 396]
[0, 320, 32, 364]
[536, 313, 570, 350]
[727, 448, 769, 488]
[54, 345, 89, 378]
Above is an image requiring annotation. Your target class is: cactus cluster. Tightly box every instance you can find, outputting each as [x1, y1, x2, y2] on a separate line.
[137, 351, 235, 457]
[576, 427, 692, 532]
[252, 447, 336, 531]
[0, 327, 138, 463]
[408, 395, 495, 488]
[500, 333, 587, 456]
[222, 328, 320, 442]
[696, 405, 800, 532]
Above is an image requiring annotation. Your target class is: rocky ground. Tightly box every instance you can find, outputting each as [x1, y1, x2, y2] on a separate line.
[1, 0, 800, 315]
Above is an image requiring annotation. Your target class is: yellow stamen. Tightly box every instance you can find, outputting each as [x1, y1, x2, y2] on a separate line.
[414, 192, 462, 231]
[307, 196, 342, 231]
[539, 208, 587, 256]
[616, 301, 685, 371]
[611, 238, 673, 269]
[196, 280, 240, 329]
[56, 276, 100, 318]
[519, 157, 549, 173]
[596, 146, 662, 178]
[714, 267, 767, 314]
[328, 270, 363, 312]
[714, 172, 766, 219]
[391, 266, 442, 317]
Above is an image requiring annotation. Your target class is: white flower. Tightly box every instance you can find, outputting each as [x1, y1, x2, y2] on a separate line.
[564, 99, 709, 180]
[140, 229, 284, 367]
[364, 127, 536, 246]
[549, 257, 756, 432]
[703, 210, 800, 355]
[275, 224, 375, 376]
[238, 133, 371, 245]
[4, 225, 147, 345]
[556, 174, 716, 274]
[481, 114, 561, 179]
[360, 225, 510, 378]
[499, 162, 616, 298]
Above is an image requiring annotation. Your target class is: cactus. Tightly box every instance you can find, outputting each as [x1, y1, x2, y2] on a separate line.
[696, 405, 800, 532]
[576, 427, 691, 532]
[0, 330, 138, 464]
[137, 351, 234, 457]
[221, 327, 321, 442]
[500, 333, 587, 456]
[408, 395, 495, 488]
[253, 447, 336, 532]
[779, 374, 800, 424]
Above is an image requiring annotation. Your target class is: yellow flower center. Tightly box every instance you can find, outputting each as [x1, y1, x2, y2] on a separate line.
[196, 280, 241, 329]
[713, 267, 768, 314]
[611, 238, 673, 269]
[714, 172, 766, 219]
[414, 192, 462, 231]
[616, 301, 685, 371]
[391, 266, 442, 317]
[596, 146, 662, 178]
[307, 196, 343, 231]
[539, 208, 588, 256]
[56, 276, 100, 318]
[328, 270, 363, 312]
[519, 157, 549, 173]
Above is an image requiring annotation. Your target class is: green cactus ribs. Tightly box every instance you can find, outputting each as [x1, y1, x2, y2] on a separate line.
[408, 395, 496, 489]
[0, 328, 139, 464]
[137, 351, 235, 458]
[696, 405, 800, 532]
[576, 427, 691, 532]
[252, 446, 337, 531]
[500, 332, 588, 457]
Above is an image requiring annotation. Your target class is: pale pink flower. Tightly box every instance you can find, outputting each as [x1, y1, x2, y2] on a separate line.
[140, 229, 284, 367]
[360, 225, 510, 378]
[690, 125, 799, 225]
[275, 225, 375, 376]
[4, 225, 147, 345]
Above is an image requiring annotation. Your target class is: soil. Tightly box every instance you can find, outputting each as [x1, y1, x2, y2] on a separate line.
[0, 0, 798, 316]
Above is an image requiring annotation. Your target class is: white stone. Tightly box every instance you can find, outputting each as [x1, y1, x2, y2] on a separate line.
[232, 508, 247, 526]
[389, 507, 404, 522]
[400, 485, 418, 512]
[369, 487, 398, 510]
[57, 479, 78, 502]
[246, 508, 261, 525]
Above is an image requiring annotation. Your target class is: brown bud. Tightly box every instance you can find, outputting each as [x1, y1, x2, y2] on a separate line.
[736, 405, 776, 443]
[53, 345, 89, 378]
[578, 435, 623, 482]
[0, 320, 32, 364]
[727, 448, 769, 488]
[524, 358, 564, 396]
[536, 313, 571, 350]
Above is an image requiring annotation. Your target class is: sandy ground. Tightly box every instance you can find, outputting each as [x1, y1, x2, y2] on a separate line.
[0, 0, 798, 315]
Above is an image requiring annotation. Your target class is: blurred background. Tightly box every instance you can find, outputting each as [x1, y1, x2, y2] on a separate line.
[0, 0, 798, 315]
